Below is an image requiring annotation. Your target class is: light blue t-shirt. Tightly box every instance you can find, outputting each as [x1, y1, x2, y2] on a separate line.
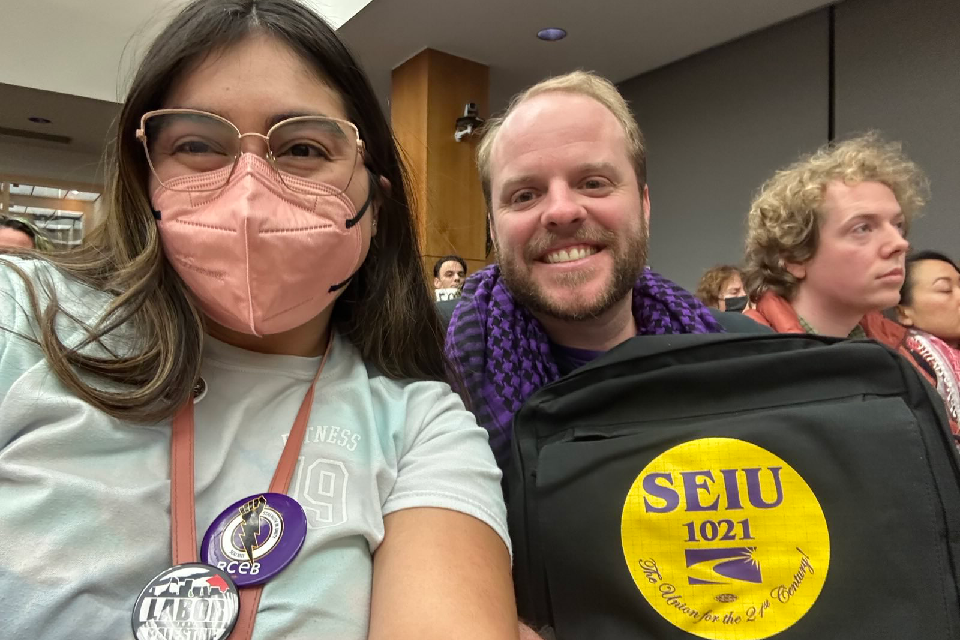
[0, 257, 509, 640]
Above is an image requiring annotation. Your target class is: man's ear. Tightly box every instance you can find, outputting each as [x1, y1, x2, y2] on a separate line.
[641, 184, 651, 226]
[486, 211, 501, 262]
[784, 260, 806, 280]
[433, 277, 442, 289]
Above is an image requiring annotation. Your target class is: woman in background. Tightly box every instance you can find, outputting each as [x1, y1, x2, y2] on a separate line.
[897, 250, 960, 424]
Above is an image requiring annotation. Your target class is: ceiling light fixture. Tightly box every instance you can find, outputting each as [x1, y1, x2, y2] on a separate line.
[28, 117, 52, 124]
[537, 28, 567, 41]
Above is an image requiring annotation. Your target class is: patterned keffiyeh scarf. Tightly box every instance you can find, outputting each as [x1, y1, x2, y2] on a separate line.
[906, 329, 960, 426]
[445, 265, 724, 467]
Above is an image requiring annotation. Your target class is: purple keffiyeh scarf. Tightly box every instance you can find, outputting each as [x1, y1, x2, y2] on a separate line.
[445, 264, 724, 468]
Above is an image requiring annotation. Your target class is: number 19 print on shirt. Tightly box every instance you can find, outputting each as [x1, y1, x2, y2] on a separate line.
[621, 438, 830, 640]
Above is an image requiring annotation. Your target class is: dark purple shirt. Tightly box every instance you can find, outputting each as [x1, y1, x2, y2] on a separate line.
[550, 342, 606, 376]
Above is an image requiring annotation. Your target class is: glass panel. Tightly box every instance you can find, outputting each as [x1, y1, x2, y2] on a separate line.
[32, 186, 65, 198]
[65, 190, 100, 201]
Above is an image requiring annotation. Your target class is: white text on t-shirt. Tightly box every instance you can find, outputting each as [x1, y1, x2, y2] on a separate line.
[282, 425, 361, 452]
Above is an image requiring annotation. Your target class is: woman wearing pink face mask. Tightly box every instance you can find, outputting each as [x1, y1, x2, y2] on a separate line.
[0, 2, 517, 639]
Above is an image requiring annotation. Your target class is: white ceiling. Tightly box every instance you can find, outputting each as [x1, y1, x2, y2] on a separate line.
[0, 0, 372, 103]
[339, 0, 837, 111]
[1, 0, 187, 103]
[0, 0, 372, 184]
[0, 0, 834, 184]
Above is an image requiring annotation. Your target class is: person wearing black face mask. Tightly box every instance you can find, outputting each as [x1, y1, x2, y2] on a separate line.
[695, 264, 747, 312]
[724, 294, 749, 313]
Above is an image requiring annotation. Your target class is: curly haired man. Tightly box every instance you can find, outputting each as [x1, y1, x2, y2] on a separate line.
[742, 133, 957, 439]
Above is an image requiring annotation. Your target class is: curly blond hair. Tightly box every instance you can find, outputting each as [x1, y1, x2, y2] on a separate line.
[476, 70, 646, 211]
[743, 132, 929, 300]
[696, 265, 743, 308]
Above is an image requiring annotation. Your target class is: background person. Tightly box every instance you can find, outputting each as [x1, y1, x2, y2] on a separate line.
[742, 133, 957, 437]
[743, 134, 920, 342]
[0, 216, 53, 251]
[433, 254, 467, 291]
[434, 255, 468, 328]
[695, 264, 747, 311]
[897, 250, 960, 424]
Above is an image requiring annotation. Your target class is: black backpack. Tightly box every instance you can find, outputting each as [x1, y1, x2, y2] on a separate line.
[507, 333, 960, 640]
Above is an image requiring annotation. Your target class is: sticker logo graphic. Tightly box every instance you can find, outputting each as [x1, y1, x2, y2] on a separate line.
[222, 495, 284, 564]
[685, 547, 762, 585]
[132, 563, 239, 640]
[201, 492, 308, 587]
[237, 495, 269, 563]
[621, 438, 830, 640]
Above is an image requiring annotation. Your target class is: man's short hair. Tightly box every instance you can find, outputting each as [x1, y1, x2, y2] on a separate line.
[476, 70, 647, 211]
[743, 132, 928, 301]
[0, 215, 50, 250]
[433, 255, 467, 278]
[695, 265, 743, 308]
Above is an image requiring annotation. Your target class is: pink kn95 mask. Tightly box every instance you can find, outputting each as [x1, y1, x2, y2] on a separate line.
[152, 153, 373, 336]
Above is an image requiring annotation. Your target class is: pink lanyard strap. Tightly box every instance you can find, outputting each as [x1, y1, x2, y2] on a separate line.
[169, 336, 332, 640]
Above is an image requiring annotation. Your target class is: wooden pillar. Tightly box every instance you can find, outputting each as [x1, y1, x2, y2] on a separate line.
[391, 49, 490, 280]
[0, 182, 10, 213]
[83, 197, 103, 241]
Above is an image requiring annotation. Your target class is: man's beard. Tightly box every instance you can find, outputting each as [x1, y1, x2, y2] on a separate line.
[495, 217, 649, 321]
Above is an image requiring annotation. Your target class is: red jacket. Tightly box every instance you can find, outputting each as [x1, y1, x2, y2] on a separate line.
[746, 292, 959, 439]
[745, 292, 910, 352]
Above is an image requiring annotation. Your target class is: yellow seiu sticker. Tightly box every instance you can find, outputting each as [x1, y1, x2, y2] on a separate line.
[621, 438, 830, 640]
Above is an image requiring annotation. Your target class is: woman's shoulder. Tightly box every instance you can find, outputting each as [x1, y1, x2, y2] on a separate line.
[0, 255, 124, 357]
[0, 256, 112, 319]
[1, 256, 61, 337]
[1, 255, 58, 301]
[348, 348, 508, 551]
[1, 254, 74, 283]
[337, 340, 476, 438]
[362, 360, 466, 423]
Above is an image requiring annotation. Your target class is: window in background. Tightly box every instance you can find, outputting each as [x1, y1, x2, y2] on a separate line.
[0, 178, 99, 248]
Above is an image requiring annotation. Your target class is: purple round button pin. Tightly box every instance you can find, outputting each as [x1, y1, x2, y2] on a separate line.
[201, 492, 308, 587]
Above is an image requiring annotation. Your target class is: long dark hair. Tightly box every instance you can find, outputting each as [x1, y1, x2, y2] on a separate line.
[0, 0, 447, 422]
